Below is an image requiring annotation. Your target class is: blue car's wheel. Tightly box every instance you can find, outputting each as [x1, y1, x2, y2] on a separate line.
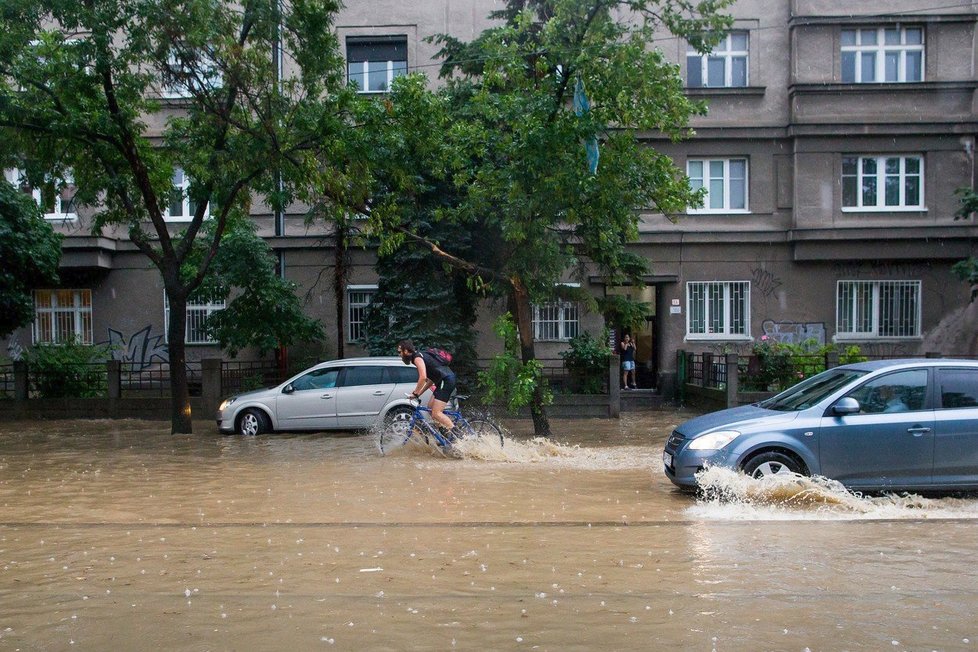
[743, 451, 805, 479]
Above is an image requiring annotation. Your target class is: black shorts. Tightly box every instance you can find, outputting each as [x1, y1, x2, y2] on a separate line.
[432, 373, 456, 402]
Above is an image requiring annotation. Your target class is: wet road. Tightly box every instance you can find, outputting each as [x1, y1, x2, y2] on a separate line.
[1, 412, 977, 651]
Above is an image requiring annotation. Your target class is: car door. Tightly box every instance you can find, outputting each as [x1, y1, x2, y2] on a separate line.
[334, 365, 394, 429]
[275, 367, 340, 430]
[818, 368, 934, 489]
[932, 367, 978, 487]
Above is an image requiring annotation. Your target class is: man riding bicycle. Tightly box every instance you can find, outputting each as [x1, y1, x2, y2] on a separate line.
[397, 339, 458, 438]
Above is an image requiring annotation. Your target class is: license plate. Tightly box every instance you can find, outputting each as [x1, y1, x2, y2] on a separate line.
[663, 452, 673, 468]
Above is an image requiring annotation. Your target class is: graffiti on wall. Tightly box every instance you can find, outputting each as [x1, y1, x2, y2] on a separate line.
[832, 261, 929, 279]
[6, 338, 25, 361]
[100, 325, 169, 369]
[751, 267, 783, 298]
[761, 319, 826, 346]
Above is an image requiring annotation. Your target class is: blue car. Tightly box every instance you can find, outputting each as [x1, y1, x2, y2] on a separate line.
[664, 359, 978, 492]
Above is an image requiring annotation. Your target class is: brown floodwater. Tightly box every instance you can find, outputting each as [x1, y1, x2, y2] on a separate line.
[1, 411, 977, 651]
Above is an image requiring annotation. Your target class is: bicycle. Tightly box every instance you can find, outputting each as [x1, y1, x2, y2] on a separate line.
[379, 394, 504, 455]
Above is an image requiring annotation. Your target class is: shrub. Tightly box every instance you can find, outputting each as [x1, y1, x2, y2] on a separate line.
[560, 331, 611, 394]
[24, 338, 110, 398]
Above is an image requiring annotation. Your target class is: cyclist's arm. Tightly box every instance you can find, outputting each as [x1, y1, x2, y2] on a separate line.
[412, 379, 434, 399]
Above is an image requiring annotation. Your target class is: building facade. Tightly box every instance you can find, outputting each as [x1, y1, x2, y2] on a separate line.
[4, 0, 977, 398]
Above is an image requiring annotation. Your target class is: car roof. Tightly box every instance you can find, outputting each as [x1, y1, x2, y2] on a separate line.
[316, 356, 404, 367]
[837, 357, 978, 372]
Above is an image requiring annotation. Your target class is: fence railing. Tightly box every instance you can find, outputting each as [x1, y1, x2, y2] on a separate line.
[221, 360, 289, 395]
[120, 362, 203, 397]
[0, 363, 13, 399]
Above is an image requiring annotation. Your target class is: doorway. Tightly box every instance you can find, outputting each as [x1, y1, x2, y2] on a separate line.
[606, 284, 656, 390]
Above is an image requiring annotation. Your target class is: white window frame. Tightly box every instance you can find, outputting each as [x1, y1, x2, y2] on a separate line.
[33, 289, 93, 345]
[532, 300, 580, 342]
[687, 158, 749, 214]
[346, 38, 408, 94]
[836, 280, 921, 340]
[347, 285, 377, 344]
[841, 26, 924, 83]
[166, 167, 207, 222]
[161, 48, 222, 99]
[686, 281, 751, 341]
[841, 155, 924, 211]
[4, 168, 78, 221]
[163, 292, 225, 345]
[686, 31, 749, 88]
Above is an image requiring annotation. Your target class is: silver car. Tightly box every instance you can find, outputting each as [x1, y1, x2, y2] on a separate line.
[217, 357, 427, 435]
[664, 358, 978, 492]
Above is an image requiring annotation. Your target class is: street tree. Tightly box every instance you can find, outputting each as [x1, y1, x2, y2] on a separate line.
[0, 179, 62, 339]
[369, 0, 731, 436]
[0, 0, 362, 433]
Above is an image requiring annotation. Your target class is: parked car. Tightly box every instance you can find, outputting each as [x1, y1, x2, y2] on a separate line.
[664, 359, 978, 492]
[217, 357, 427, 435]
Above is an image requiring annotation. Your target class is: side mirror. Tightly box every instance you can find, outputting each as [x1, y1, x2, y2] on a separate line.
[832, 397, 861, 415]
[282, 384, 294, 394]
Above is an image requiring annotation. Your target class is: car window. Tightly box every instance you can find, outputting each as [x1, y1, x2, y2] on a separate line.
[758, 368, 866, 411]
[385, 366, 418, 384]
[341, 366, 387, 387]
[844, 369, 928, 414]
[290, 368, 339, 391]
[937, 368, 978, 409]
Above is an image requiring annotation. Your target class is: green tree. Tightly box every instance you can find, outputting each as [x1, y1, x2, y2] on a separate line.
[0, 1, 363, 432]
[369, 0, 731, 436]
[952, 188, 978, 292]
[0, 179, 62, 339]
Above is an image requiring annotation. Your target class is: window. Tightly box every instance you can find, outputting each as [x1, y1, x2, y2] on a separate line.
[161, 47, 221, 98]
[686, 281, 750, 339]
[533, 301, 580, 341]
[166, 167, 206, 221]
[4, 168, 78, 220]
[34, 289, 93, 344]
[163, 293, 226, 344]
[836, 280, 921, 339]
[347, 285, 377, 343]
[938, 368, 978, 409]
[687, 158, 748, 213]
[341, 366, 386, 387]
[841, 26, 924, 83]
[845, 369, 928, 413]
[346, 36, 407, 93]
[842, 155, 923, 210]
[687, 31, 749, 88]
[385, 366, 419, 384]
[291, 368, 339, 392]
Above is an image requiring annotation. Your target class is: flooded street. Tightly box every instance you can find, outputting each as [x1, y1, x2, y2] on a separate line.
[1, 412, 978, 651]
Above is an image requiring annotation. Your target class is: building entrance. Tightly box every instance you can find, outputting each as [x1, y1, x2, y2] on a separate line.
[606, 285, 656, 390]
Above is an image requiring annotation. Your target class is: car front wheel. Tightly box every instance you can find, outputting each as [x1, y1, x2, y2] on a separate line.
[238, 408, 270, 436]
[743, 451, 804, 479]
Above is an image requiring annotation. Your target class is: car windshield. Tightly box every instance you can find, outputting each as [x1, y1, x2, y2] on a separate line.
[757, 368, 867, 411]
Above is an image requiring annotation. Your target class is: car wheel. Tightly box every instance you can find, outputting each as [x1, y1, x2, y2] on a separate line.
[237, 408, 270, 436]
[743, 451, 805, 479]
[384, 407, 414, 438]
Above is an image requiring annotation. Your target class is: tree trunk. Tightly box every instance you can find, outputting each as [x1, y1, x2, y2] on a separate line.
[165, 287, 194, 434]
[511, 280, 552, 438]
[333, 223, 349, 358]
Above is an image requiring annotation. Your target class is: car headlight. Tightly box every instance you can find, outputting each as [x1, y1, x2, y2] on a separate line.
[688, 430, 740, 451]
[219, 397, 237, 411]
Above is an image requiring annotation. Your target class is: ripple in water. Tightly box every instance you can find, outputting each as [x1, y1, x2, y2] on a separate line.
[689, 466, 978, 521]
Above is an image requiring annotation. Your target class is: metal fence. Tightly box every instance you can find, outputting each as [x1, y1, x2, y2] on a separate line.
[221, 360, 287, 395]
[0, 364, 13, 399]
[120, 362, 203, 397]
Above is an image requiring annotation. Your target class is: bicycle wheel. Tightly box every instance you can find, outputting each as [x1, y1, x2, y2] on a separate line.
[462, 418, 504, 447]
[379, 419, 418, 455]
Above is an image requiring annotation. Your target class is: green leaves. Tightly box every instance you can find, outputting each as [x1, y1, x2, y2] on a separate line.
[0, 179, 62, 338]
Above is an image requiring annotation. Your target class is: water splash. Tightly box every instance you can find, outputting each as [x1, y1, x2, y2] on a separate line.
[689, 467, 978, 520]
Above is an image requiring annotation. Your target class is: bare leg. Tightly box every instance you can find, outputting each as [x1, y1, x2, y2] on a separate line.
[429, 397, 454, 430]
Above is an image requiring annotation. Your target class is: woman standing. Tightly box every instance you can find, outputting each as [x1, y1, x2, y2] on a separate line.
[620, 334, 637, 389]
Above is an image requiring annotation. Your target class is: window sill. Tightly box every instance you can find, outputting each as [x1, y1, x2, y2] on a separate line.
[833, 336, 922, 343]
[685, 86, 766, 97]
[44, 213, 78, 221]
[685, 335, 752, 342]
[841, 207, 927, 214]
[687, 210, 752, 216]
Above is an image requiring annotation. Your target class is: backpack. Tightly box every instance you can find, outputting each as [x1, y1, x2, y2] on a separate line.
[425, 347, 453, 366]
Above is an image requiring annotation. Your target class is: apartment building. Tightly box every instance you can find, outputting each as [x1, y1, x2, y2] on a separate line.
[4, 0, 977, 399]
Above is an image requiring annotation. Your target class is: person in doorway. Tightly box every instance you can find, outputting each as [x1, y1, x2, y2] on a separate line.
[620, 333, 637, 389]
[397, 339, 458, 436]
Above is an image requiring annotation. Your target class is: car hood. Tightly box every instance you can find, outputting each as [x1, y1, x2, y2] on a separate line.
[229, 386, 280, 402]
[677, 404, 800, 438]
